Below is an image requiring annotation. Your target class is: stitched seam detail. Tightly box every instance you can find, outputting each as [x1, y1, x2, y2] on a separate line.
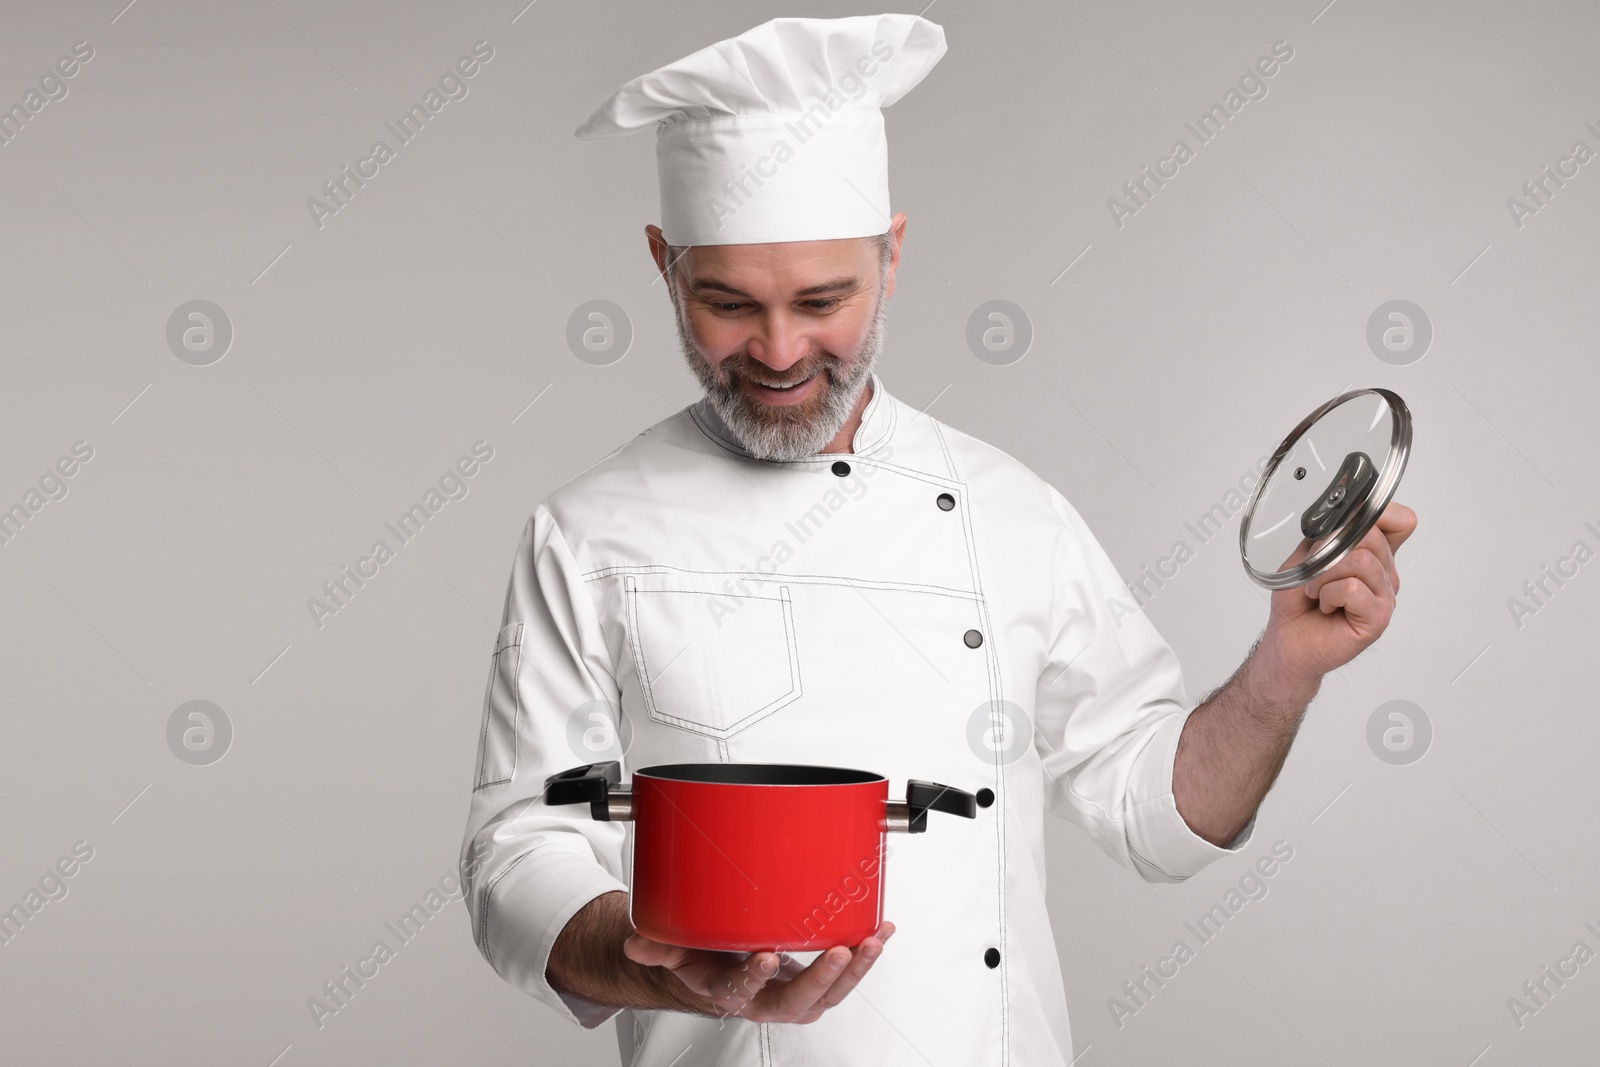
[839, 452, 960, 490]
[480, 848, 538, 974]
[732, 576, 975, 606]
[626, 580, 803, 740]
[584, 564, 978, 602]
[934, 417, 1010, 1066]
[783, 585, 802, 720]
[686, 404, 752, 458]
[624, 575, 659, 727]
[1128, 841, 1186, 882]
[642, 592, 800, 735]
[507, 635, 523, 784]
[632, 589, 789, 605]
[859, 389, 898, 455]
[475, 623, 524, 792]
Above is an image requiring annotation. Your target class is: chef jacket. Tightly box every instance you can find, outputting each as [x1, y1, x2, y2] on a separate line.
[458, 371, 1255, 1066]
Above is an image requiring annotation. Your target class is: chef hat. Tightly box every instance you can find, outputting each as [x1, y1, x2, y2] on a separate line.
[575, 13, 946, 246]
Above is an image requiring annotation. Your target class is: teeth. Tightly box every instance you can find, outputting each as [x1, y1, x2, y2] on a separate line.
[755, 374, 811, 390]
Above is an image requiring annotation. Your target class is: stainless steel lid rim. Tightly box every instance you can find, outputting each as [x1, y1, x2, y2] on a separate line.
[1240, 387, 1412, 591]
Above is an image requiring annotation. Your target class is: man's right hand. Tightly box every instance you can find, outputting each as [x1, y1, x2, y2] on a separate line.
[624, 921, 895, 1024]
[546, 890, 894, 1024]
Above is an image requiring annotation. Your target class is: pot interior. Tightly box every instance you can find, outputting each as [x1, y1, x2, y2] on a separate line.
[638, 763, 882, 786]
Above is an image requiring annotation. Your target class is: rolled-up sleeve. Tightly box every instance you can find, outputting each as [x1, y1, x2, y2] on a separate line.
[459, 504, 629, 1029]
[1032, 487, 1254, 883]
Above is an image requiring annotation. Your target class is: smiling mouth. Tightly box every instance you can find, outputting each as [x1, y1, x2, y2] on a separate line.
[752, 375, 812, 391]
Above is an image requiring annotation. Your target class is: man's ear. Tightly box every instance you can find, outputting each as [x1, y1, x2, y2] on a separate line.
[885, 212, 907, 299]
[645, 224, 670, 279]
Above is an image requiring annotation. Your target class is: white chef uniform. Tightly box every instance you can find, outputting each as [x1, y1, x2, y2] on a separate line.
[458, 373, 1255, 1066]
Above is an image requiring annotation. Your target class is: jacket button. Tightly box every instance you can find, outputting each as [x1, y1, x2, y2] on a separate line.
[831, 460, 851, 477]
[976, 788, 995, 808]
[963, 629, 983, 648]
[984, 948, 1001, 968]
[936, 492, 955, 511]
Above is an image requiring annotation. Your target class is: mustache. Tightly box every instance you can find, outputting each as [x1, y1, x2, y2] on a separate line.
[724, 354, 836, 382]
[709, 354, 842, 395]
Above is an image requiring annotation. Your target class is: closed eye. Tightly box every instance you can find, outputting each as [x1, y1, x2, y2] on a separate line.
[706, 298, 842, 315]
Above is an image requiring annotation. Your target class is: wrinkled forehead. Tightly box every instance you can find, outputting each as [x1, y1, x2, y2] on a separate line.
[672, 234, 880, 295]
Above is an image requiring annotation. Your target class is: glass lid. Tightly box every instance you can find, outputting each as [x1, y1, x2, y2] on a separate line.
[1240, 389, 1412, 590]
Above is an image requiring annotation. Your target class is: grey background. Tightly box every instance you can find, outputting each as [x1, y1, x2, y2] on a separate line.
[1, 0, 1595, 1064]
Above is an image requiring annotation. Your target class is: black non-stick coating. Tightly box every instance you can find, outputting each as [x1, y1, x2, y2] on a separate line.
[639, 763, 883, 786]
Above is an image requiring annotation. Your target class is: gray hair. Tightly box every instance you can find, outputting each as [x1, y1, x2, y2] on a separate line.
[663, 229, 894, 290]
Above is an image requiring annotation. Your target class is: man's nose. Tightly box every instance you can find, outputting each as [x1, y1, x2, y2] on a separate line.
[745, 311, 811, 372]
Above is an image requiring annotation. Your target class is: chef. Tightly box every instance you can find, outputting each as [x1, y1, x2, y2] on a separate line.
[458, 13, 1416, 1066]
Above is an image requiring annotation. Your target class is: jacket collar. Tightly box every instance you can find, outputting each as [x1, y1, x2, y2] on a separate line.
[688, 370, 897, 462]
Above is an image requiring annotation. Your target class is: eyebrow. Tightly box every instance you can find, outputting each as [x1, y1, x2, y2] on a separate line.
[686, 276, 863, 299]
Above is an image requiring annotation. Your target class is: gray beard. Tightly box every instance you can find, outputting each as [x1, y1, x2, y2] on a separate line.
[669, 273, 887, 462]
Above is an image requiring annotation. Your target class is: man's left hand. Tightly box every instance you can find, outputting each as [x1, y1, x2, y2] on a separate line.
[1262, 502, 1418, 685]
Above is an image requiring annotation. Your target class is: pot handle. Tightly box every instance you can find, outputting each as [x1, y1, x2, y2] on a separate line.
[543, 761, 633, 821]
[886, 780, 978, 833]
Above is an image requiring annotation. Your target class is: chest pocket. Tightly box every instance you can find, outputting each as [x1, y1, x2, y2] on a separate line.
[624, 573, 802, 740]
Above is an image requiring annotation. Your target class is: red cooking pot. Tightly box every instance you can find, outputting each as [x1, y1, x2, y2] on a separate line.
[544, 761, 976, 952]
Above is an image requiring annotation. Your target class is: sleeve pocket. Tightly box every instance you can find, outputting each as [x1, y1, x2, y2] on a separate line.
[474, 622, 524, 790]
